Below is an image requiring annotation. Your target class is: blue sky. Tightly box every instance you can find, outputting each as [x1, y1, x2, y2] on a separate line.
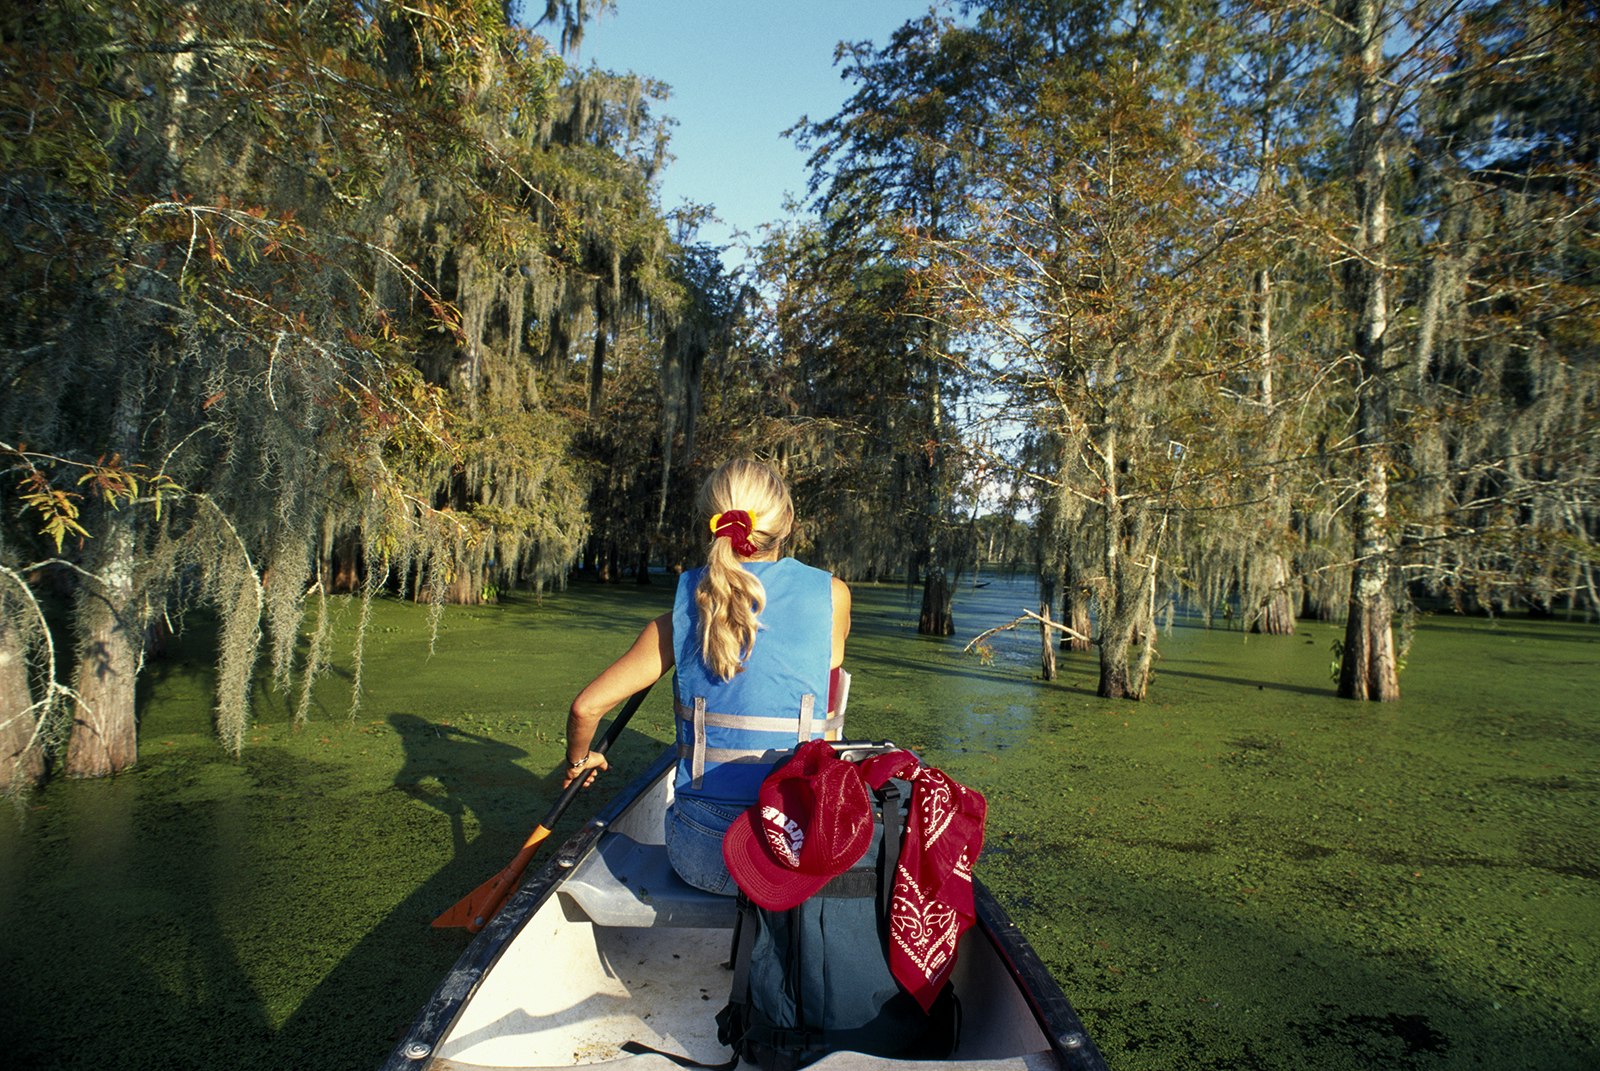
[573, 1, 933, 255]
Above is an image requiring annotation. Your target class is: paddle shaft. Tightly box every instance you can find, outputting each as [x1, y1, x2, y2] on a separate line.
[535, 681, 652, 831]
[433, 682, 655, 931]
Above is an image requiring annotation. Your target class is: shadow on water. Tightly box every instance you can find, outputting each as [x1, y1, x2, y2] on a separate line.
[387, 713, 533, 857]
[1415, 619, 1600, 645]
[1154, 667, 1331, 698]
[0, 705, 659, 1070]
[271, 712, 664, 1068]
[1, 776, 278, 1071]
[269, 713, 538, 1065]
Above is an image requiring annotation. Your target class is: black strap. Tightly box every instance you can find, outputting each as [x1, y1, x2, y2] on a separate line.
[619, 1040, 739, 1070]
[810, 869, 877, 897]
[874, 781, 904, 921]
[715, 891, 760, 1055]
[788, 889, 806, 1036]
[726, 891, 758, 1013]
[738, 1022, 830, 1063]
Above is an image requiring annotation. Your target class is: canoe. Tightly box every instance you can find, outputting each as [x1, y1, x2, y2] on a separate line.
[382, 743, 1111, 1071]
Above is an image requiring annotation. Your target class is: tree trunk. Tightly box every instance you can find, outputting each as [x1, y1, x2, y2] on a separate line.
[1130, 566, 1160, 698]
[1098, 431, 1127, 697]
[588, 285, 608, 416]
[66, 506, 142, 777]
[56, 25, 202, 777]
[1060, 559, 1092, 652]
[318, 513, 335, 594]
[1340, 437, 1400, 699]
[1254, 553, 1298, 635]
[1095, 426, 1148, 699]
[1338, 0, 1400, 701]
[918, 568, 953, 636]
[914, 307, 952, 636]
[1039, 575, 1057, 681]
[445, 569, 478, 605]
[1250, 251, 1296, 638]
[588, 261, 618, 416]
[1098, 619, 1136, 699]
[330, 528, 363, 593]
[0, 607, 44, 793]
[1340, 553, 1400, 699]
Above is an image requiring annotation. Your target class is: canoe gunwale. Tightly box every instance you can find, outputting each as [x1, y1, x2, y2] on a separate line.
[970, 883, 1110, 1071]
[380, 744, 1110, 1071]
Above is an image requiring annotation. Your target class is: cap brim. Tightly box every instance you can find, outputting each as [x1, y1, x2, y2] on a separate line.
[721, 807, 838, 912]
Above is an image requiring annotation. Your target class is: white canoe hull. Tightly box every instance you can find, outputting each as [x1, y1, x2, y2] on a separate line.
[384, 746, 1109, 1071]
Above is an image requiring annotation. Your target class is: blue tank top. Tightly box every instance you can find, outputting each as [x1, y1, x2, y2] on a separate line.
[672, 558, 837, 804]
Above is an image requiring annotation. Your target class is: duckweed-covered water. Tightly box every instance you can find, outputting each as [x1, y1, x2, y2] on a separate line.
[1, 573, 1596, 1070]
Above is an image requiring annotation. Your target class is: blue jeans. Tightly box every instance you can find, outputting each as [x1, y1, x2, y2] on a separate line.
[664, 795, 747, 896]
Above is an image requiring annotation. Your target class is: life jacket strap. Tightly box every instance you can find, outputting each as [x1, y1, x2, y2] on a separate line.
[675, 700, 844, 740]
[691, 697, 707, 790]
[676, 743, 789, 766]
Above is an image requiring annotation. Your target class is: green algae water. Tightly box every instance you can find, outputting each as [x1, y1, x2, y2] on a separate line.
[2, 574, 1596, 1070]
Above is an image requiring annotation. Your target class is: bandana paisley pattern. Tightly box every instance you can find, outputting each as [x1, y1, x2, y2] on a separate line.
[860, 751, 987, 1013]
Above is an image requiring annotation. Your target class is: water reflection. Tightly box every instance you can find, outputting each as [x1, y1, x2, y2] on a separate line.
[846, 570, 1103, 755]
[941, 702, 1035, 752]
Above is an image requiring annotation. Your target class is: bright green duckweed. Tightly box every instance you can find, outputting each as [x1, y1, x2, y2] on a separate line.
[1, 574, 1595, 1070]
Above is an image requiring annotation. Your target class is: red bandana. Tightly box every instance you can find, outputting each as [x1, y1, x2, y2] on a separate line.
[859, 751, 987, 1013]
[709, 510, 760, 556]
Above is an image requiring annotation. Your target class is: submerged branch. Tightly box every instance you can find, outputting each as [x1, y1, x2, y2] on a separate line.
[964, 607, 1094, 656]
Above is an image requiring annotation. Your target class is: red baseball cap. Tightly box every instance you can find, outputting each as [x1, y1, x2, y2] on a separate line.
[722, 739, 874, 910]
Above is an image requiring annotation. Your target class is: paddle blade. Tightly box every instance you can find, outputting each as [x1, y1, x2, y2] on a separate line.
[431, 828, 551, 932]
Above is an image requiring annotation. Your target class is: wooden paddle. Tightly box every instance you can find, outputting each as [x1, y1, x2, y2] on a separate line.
[431, 683, 655, 932]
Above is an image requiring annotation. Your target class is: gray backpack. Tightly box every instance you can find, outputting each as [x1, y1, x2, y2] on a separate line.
[715, 779, 961, 1071]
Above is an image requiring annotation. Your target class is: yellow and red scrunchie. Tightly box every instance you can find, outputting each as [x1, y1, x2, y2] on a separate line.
[709, 510, 761, 556]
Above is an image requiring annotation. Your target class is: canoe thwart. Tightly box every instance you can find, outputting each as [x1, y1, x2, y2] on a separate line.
[560, 833, 738, 929]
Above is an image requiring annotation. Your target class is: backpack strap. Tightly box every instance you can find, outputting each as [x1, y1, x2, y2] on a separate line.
[619, 1040, 739, 1070]
[788, 889, 805, 1026]
[874, 780, 904, 921]
[727, 891, 758, 1008]
[715, 892, 760, 1051]
[736, 1025, 829, 1069]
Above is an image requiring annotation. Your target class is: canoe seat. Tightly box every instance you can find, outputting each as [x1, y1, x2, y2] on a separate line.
[559, 834, 738, 929]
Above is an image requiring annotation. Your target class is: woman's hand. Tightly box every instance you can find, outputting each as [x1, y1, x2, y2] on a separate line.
[561, 751, 609, 789]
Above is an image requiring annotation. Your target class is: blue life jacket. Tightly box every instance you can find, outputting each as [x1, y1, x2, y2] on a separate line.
[672, 558, 836, 805]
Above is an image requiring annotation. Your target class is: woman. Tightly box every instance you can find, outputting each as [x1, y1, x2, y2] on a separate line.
[563, 459, 851, 893]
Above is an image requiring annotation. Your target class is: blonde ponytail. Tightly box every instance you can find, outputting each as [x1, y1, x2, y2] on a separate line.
[694, 460, 795, 680]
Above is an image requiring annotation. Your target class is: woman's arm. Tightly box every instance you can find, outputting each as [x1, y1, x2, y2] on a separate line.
[564, 611, 674, 787]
